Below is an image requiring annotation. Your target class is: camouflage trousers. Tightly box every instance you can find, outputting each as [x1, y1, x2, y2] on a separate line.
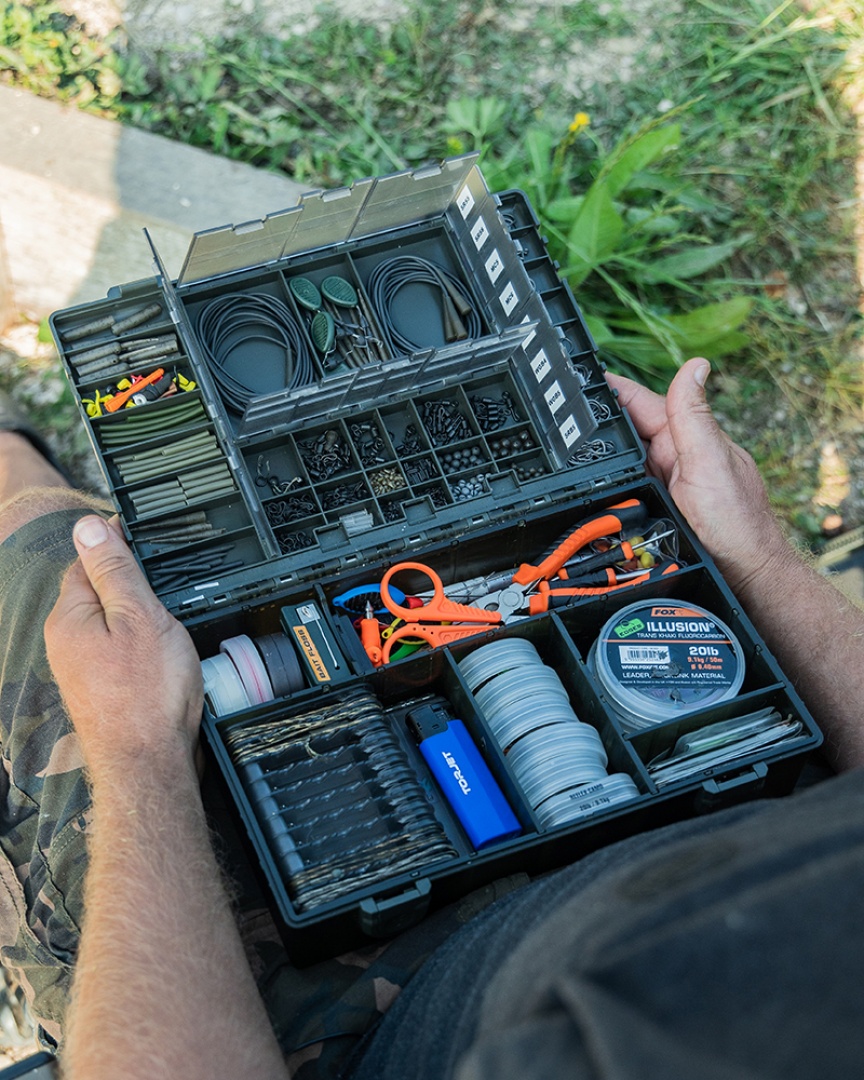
[0, 501, 526, 1075]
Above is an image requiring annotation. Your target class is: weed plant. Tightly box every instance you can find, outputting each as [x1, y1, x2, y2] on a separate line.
[1, 0, 862, 536]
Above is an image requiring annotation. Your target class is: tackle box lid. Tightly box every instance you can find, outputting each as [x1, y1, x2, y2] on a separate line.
[176, 156, 483, 287]
[56, 157, 648, 616]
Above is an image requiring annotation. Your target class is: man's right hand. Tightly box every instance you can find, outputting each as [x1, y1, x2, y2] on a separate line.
[606, 357, 797, 596]
[44, 514, 203, 788]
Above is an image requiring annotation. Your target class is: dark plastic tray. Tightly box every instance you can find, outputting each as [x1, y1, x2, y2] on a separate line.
[49, 158, 823, 963]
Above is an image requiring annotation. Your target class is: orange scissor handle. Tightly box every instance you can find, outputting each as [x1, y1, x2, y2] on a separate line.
[382, 622, 493, 663]
[380, 562, 503, 626]
[513, 499, 647, 586]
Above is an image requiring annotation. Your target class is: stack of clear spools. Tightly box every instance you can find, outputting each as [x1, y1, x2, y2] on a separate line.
[459, 639, 638, 829]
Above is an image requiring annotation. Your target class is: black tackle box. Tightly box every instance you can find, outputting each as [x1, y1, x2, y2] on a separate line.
[50, 154, 822, 961]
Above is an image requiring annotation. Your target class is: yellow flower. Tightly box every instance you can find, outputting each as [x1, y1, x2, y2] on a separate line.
[568, 111, 590, 134]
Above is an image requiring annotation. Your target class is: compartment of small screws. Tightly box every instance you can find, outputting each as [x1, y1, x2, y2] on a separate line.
[369, 466, 407, 496]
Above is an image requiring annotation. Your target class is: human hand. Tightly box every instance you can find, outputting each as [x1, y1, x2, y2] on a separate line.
[606, 357, 795, 594]
[44, 515, 203, 786]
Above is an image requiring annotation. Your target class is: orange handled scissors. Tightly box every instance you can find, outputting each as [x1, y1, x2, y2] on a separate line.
[380, 561, 503, 663]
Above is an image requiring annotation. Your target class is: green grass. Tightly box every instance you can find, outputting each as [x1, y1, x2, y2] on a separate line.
[2, 0, 863, 542]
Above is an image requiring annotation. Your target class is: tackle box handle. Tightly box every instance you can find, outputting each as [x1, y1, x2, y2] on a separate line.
[358, 879, 432, 938]
[697, 760, 769, 812]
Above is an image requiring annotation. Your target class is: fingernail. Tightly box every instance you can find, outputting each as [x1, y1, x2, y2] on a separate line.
[693, 359, 710, 387]
[74, 516, 109, 549]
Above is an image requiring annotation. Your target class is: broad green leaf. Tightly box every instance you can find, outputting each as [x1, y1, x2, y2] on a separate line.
[623, 208, 682, 235]
[524, 127, 555, 167]
[606, 308, 751, 359]
[445, 97, 479, 131]
[664, 297, 753, 348]
[524, 127, 556, 203]
[477, 96, 507, 133]
[545, 196, 585, 222]
[600, 334, 679, 372]
[603, 124, 681, 197]
[694, 330, 750, 358]
[624, 174, 720, 214]
[635, 236, 752, 283]
[565, 185, 624, 285]
[608, 298, 752, 351]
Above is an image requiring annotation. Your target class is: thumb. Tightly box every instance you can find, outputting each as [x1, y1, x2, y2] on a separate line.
[664, 357, 723, 466]
[71, 515, 156, 617]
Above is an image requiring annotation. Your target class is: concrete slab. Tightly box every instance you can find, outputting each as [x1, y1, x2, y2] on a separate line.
[0, 85, 309, 321]
[0, 221, 11, 331]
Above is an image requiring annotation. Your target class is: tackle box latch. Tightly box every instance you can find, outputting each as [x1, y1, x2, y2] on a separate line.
[696, 760, 769, 812]
[358, 879, 432, 938]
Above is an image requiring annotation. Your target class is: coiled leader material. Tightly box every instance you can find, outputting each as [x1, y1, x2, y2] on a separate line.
[366, 256, 483, 355]
[196, 292, 316, 413]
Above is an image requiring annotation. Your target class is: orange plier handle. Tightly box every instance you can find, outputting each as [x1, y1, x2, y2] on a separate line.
[528, 561, 680, 614]
[513, 499, 647, 586]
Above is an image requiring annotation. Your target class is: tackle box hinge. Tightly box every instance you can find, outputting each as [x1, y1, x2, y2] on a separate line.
[171, 577, 284, 616]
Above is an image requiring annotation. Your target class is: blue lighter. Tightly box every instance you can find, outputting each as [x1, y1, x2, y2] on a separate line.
[406, 703, 522, 850]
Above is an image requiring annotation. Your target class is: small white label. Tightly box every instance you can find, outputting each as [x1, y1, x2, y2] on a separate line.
[457, 185, 475, 219]
[520, 315, 537, 351]
[471, 216, 489, 250]
[531, 349, 551, 382]
[559, 414, 581, 448]
[485, 248, 504, 284]
[499, 282, 518, 315]
[620, 645, 671, 666]
[297, 603, 320, 624]
[544, 380, 565, 414]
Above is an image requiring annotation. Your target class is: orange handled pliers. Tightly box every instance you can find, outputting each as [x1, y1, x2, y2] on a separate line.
[471, 498, 648, 620]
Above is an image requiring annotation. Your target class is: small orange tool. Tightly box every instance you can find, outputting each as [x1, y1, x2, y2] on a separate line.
[360, 602, 384, 667]
[104, 368, 165, 413]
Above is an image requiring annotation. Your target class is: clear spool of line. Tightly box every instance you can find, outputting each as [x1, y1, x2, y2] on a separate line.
[590, 599, 746, 732]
